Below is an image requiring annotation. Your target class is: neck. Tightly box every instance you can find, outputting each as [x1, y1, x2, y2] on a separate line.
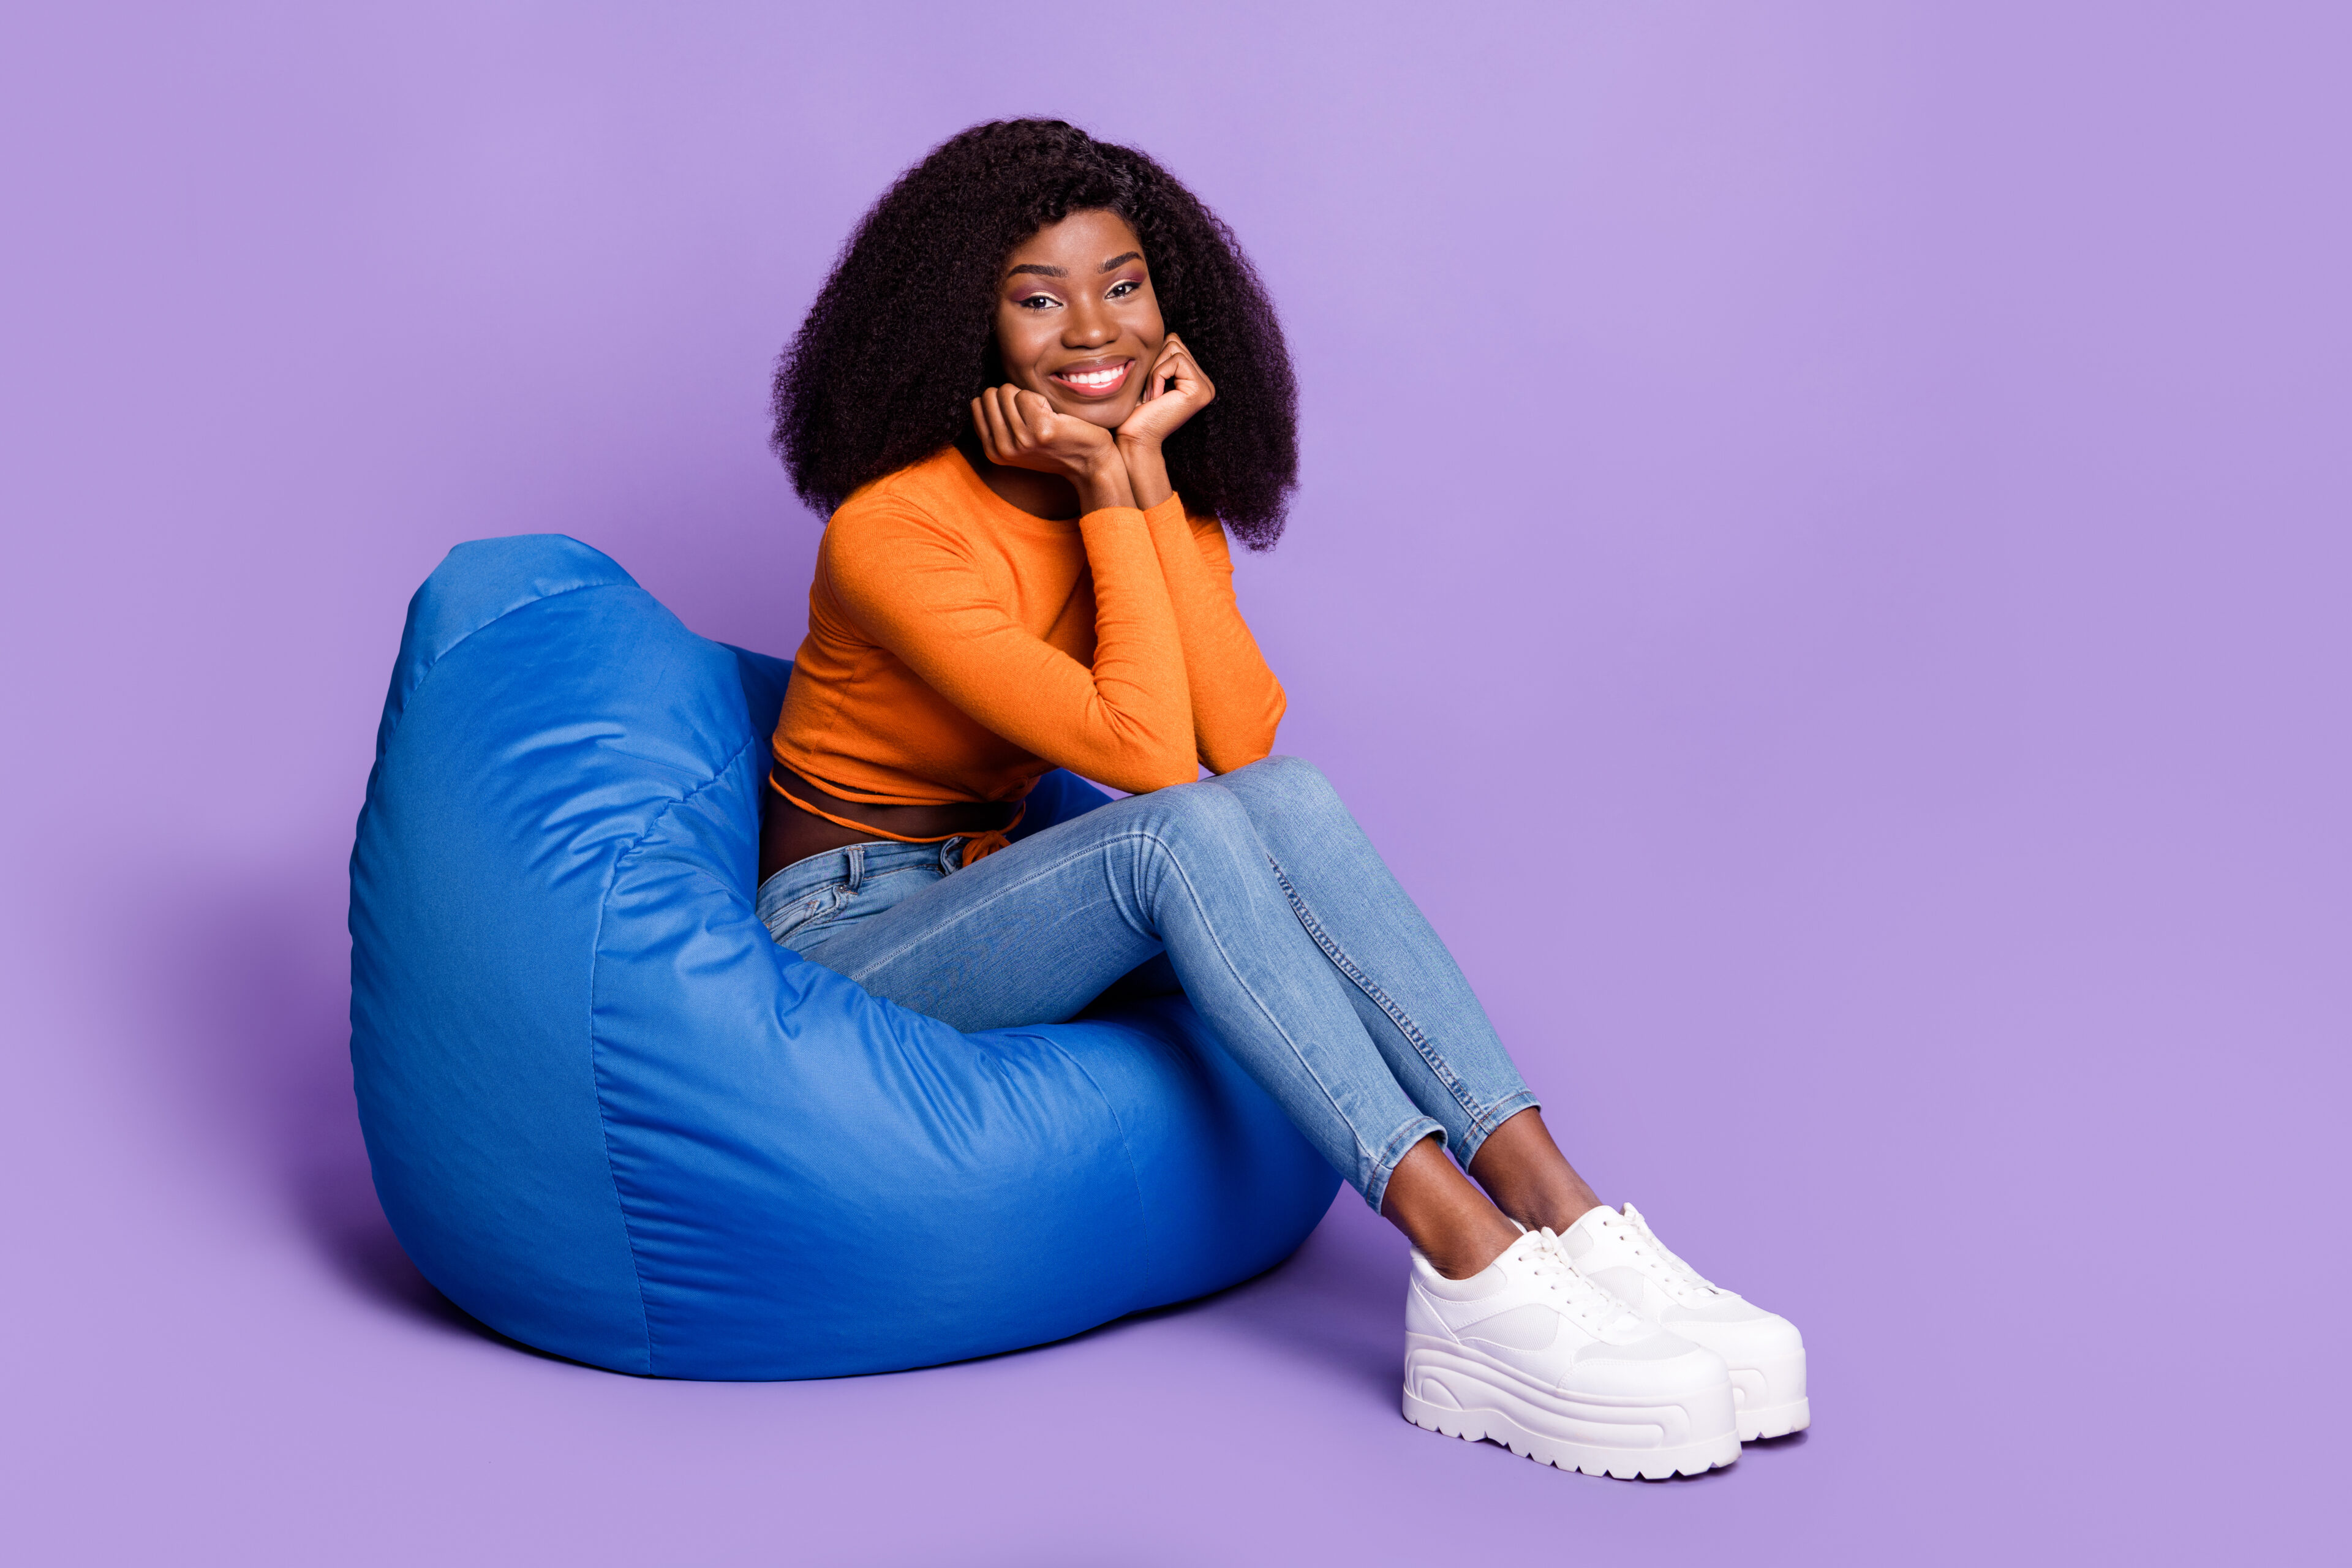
[956, 433, 1082, 521]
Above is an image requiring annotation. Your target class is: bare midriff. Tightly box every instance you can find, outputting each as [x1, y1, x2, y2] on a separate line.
[760, 764, 1020, 882]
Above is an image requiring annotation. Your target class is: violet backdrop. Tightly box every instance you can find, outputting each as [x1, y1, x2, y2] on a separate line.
[2, 3, 2343, 1563]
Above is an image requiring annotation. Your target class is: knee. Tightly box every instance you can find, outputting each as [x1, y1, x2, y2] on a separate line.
[1231, 754, 1344, 815]
[1136, 778, 1257, 855]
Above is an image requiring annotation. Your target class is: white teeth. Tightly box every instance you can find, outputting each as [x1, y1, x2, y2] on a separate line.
[1062, 366, 1122, 388]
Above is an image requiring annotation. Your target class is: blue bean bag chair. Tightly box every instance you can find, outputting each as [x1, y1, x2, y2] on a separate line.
[348, 534, 1340, 1379]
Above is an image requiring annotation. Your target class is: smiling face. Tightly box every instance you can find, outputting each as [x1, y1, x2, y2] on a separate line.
[991, 208, 1166, 431]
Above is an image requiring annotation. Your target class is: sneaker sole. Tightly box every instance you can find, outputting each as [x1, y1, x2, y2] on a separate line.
[1737, 1396, 1810, 1442]
[1402, 1345, 1739, 1480]
[1728, 1352, 1809, 1441]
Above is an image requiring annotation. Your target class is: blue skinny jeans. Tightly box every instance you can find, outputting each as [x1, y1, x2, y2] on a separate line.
[755, 756, 1537, 1211]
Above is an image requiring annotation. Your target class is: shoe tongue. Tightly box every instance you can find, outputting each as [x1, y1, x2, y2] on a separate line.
[1555, 1202, 1618, 1261]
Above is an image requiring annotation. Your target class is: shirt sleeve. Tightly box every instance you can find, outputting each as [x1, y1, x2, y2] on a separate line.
[826, 499, 1199, 794]
[1141, 494, 1287, 772]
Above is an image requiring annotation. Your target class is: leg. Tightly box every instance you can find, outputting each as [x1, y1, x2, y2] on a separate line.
[1463, 1108, 1601, 1234]
[1207, 758, 1605, 1231]
[787, 781, 1449, 1216]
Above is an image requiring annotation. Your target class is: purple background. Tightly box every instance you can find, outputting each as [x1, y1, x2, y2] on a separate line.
[4, 3, 2343, 1562]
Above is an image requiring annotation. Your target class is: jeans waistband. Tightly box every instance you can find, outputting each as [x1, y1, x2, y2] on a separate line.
[757, 835, 967, 905]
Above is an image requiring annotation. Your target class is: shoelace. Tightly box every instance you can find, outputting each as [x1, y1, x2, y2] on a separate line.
[1522, 1231, 1647, 1334]
[1602, 1204, 1729, 1306]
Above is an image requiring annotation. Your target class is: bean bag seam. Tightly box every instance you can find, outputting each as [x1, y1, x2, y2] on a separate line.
[586, 725, 764, 1375]
[1026, 1032, 1154, 1303]
[380, 579, 630, 758]
[376, 574, 658, 1365]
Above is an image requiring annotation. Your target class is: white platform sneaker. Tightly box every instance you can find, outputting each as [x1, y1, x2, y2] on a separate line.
[1555, 1204, 1809, 1441]
[1402, 1229, 1740, 1479]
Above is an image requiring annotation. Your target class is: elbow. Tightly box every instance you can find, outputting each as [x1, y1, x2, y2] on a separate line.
[1136, 748, 1202, 793]
[1088, 731, 1199, 795]
[1201, 693, 1285, 776]
[1198, 726, 1272, 775]
[1136, 737, 1205, 793]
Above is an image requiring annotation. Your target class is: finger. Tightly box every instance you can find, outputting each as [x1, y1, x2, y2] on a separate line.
[1153, 338, 1189, 383]
[978, 390, 1006, 456]
[1014, 388, 1056, 446]
[996, 386, 1037, 453]
[970, 396, 997, 463]
[979, 387, 1018, 458]
[1151, 357, 1189, 406]
[1169, 345, 1212, 401]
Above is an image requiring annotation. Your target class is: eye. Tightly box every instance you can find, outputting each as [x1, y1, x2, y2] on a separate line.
[1017, 293, 1058, 311]
[1107, 279, 1140, 299]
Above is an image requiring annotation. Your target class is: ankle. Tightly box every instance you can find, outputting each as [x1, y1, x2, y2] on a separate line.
[1423, 1211, 1523, 1281]
[1526, 1196, 1608, 1235]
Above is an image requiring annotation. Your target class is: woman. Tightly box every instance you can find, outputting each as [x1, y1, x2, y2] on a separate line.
[760, 119, 1804, 1479]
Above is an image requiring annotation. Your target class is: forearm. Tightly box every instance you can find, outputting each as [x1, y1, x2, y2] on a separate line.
[1133, 480, 1286, 772]
[1073, 447, 1139, 513]
[1071, 502, 1196, 786]
[1119, 434, 1174, 512]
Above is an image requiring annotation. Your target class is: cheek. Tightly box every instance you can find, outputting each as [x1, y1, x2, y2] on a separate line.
[992, 309, 1042, 374]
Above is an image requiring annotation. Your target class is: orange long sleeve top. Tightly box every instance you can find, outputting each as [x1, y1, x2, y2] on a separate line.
[770, 446, 1286, 812]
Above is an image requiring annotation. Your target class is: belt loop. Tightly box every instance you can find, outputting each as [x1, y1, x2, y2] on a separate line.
[843, 843, 865, 893]
[939, 837, 963, 875]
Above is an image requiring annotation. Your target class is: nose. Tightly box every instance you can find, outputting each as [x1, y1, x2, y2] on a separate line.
[1062, 293, 1116, 349]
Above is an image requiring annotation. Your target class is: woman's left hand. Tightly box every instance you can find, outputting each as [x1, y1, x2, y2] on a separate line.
[1115, 333, 1215, 452]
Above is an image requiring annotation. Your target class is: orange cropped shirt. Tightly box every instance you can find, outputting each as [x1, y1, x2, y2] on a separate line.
[770, 447, 1286, 824]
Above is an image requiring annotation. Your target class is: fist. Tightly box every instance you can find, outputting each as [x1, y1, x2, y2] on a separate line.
[971, 384, 1119, 480]
[1116, 333, 1215, 450]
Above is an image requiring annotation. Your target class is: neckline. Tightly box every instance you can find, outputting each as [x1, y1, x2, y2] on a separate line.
[944, 445, 1087, 533]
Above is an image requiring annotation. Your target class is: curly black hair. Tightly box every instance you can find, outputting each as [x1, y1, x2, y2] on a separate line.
[771, 119, 1299, 548]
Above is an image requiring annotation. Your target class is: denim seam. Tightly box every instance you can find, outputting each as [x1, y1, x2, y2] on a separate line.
[1265, 857, 1491, 1137]
[1456, 1089, 1543, 1166]
[761, 884, 846, 946]
[764, 856, 951, 948]
[1366, 1115, 1448, 1210]
[1146, 830, 1382, 1182]
[837, 824, 1381, 1183]
[760, 846, 951, 904]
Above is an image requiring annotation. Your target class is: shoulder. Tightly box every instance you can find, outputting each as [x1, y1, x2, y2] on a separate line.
[826, 450, 978, 563]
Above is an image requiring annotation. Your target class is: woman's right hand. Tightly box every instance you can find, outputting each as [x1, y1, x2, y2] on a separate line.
[971, 385, 1136, 511]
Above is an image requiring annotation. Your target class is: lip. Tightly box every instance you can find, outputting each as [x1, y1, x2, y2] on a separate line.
[1048, 358, 1134, 399]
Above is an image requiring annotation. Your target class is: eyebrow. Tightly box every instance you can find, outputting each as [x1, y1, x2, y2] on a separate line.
[1004, 252, 1145, 281]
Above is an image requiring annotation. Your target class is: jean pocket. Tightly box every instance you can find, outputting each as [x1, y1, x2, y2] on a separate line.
[762, 883, 848, 948]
